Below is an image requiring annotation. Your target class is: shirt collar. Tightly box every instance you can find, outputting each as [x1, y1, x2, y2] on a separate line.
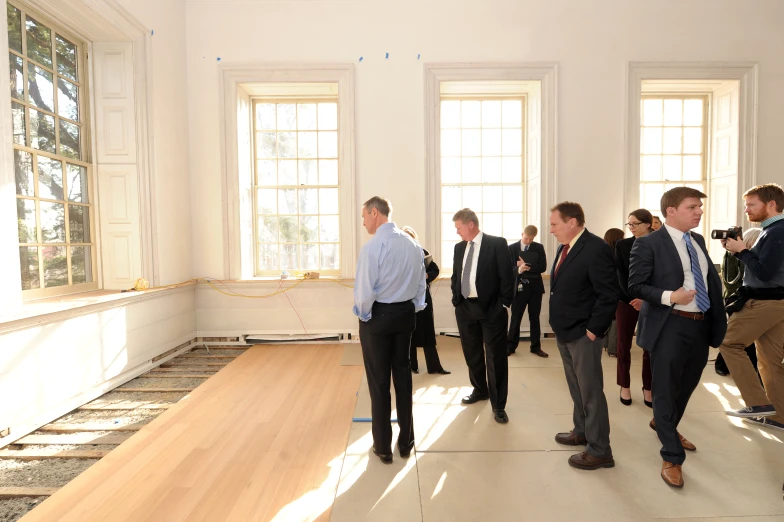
[565, 228, 585, 249]
[470, 231, 484, 246]
[761, 214, 784, 229]
[664, 223, 690, 242]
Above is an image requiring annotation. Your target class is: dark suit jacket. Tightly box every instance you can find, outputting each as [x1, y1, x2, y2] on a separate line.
[451, 233, 515, 311]
[509, 240, 547, 295]
[548, 229, 619, 343]
[615, 237, 636, 304]
[628, 227, 727, 350]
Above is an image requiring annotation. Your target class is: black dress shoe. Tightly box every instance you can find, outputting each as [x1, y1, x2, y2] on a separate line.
[531, 350, 549, 358]
[493, 409, 509, 424]
[715, 366, 729, 376]
[620, 388, 632, 406]
[411, 368, 419, 374]
[643, 387, 652, 408]
[429, 369, 451, 375]
[461, 393, 490, 405]
[372, 447, 393, 464]
[399, 443, 414, 458]
[507, 349, 516, 356]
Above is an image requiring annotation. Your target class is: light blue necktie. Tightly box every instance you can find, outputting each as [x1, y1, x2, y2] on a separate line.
[461, 241, 474, 299]
[683, 232, 710, 312]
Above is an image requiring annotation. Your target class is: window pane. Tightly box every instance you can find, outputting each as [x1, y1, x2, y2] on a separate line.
[441, 241, 457, 268]
[641, 155, 661, 182]
[300, 243, 318, 269]
[10, 53, 23, 99]
[42, 245, 67, 287]
[67, 164, 88, 203]
[463, 185, 481, 211]
[663, 99, 683, 126]
[258, 243, 279, 270]
[683, 156, 702, 181]
[256, 132, 276, 158]
[60, 120, 80, 159]
[278, 132, 296, 158]
[319, 159, 338, 185]
[257, 189, 276, 214]
[16, 198, 37, 243]
[57, 78, 78, 121]
[482, 100, 501, 128]
[298, 160, 317, 185]
[641, 127, 662, 154]
[483, 185, 502, 212]
[277, 103, 296, 130]
[257, 160, 276, 186]
[441, 157, 460, 183]
[56, 35, 77, 81]
[30, 109, 55, 152]
[297, 103, 317, 130]
[683, 99, 703, 126]
[278, 189, 297, 214]
[643, 99, 662, 126]
[298, 188, 318, 214]
[662, 128, 682, 154]
[462, 129, 480, 156]
[278, 160, 297, 185]
[641, 184, 663, 211]
[69, 204, 89, 242]
[28, 62, 54, 112]
[14, 150, 34, 196]
[38, 156, 63, 200]
[482, 129, 501, 156]
[501, 157, 522, 183]
[255, 103, 275, 130]
[317, 103, 337, 130]
[320, 216, 339, 242]
[442, 186, 461, 212]
[461, 101, 480, 128]
[481, 157, 501, 183]
[503, 213, 521, 238]
[71, 245, 91, 284]
[319, 188, 339, 214]
[40, 201, 65, 242]
[298, 131, 317, 158]
[441, 129, 460, 156]
[279, 216, 297, 241]
[318, 131, 337, 158]
[25, 16, 52, 68]
[662, 155, 682, 181]
[320, 243, 339, 270]
[484, 213, 502, 236]
[501, 100, 522, 128]
[461, 158, 480, 183]
[19, 246, 40, 290]
[503, 185, 523, 212]
[440, 100, 460, 129]
[683, 128, 702, 154]
[299, 215, 318, 242]
[257, 216, 278, 242]
[7, 4, 22, 53]
[12, 102, 26, 146]
[280, 243, 298, 269]
[501, 129, 522, 156]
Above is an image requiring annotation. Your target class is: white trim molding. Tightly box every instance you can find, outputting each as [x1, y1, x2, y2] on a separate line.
[424, 63, 559, 259]
[624, 62, 758, 227]
[218, 63, 357, 280]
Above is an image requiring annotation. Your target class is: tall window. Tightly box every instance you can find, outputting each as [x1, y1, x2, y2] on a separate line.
[640, 96, 708, 234]
[440, 98, 525, 267]
[252, 99, 340, 276]
[8, 2, 94, 296]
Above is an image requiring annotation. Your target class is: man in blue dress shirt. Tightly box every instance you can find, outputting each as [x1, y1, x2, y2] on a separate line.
[354, 196, 427, 464]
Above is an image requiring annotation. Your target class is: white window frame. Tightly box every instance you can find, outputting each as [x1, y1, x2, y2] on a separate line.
[424, 63, 558, 265]
[219, 64, 357, 280]
[624, 63, 758, 233]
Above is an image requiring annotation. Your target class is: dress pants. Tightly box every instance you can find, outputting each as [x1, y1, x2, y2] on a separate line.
[615, 301, 652, 390]
[410, 344, 446, 373]
[359, 301, 416, 455]
[506, 282, 543, 353]
[456, 299, 509, 410]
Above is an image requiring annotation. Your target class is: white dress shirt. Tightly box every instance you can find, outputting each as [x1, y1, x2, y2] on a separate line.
[661, 223, 710, 312]
[461, 231, 483, 298]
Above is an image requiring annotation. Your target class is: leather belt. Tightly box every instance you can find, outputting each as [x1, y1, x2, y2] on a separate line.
[670, 309, 705, 320]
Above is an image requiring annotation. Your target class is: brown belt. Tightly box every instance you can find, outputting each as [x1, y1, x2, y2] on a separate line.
[670, 309, 705, 320]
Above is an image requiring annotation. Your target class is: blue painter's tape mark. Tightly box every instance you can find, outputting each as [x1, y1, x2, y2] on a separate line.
[359, 56, 363, 62]
[352, 418, 398, 423]
[385, 52, 389, 59]
[151, 29, 154, 36]
[417, 54, 421, 60]
[217, 57, 221, 61]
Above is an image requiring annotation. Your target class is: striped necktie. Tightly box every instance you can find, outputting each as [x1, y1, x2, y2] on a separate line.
[461, 241, 475, 299]
[683, 232, 710, 312]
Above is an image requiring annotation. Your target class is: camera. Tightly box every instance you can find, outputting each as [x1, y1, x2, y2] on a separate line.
[711, 226, 742, 240]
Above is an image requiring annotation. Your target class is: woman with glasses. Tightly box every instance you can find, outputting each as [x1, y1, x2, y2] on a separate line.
[615, 209, 654, 407]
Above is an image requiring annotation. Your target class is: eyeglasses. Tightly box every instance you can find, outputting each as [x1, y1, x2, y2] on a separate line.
[626, 222, 643, 228]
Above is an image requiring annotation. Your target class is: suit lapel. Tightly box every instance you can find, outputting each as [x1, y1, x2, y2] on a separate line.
[555, 230, 587, 277]
[551, 244, 563, 280]
[477, 234, 490, 275]
[659, 228, 685, 286]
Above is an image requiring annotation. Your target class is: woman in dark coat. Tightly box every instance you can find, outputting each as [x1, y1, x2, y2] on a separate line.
[402, 226, 450, 375]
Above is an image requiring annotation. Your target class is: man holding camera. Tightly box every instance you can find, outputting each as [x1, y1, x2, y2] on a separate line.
[719, 183, 784, 432]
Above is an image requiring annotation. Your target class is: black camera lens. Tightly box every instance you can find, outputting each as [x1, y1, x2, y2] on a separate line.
[711, 230, 728, 240]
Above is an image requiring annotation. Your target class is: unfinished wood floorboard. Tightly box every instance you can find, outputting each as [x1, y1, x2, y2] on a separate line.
[177, 354, 238, 359]
[0, 449, 108, 460]
[0, 487, 58, 499]
[117, 388, 193, 392]
[78, 403, 172, 410]
[14, 433, 133, 445]
[133, 374, 213, 379]
[22, 344, 362, 522]
[39, 424, 146, 433]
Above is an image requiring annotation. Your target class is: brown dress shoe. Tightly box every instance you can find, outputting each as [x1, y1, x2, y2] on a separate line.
[649, 419, 696, 451]
[555, 431, 587, 446]
[568, 451, 615, 470]
[661, 461, 684, 488]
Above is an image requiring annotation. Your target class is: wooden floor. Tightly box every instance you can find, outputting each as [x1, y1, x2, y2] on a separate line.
[21, 344, 362, 522]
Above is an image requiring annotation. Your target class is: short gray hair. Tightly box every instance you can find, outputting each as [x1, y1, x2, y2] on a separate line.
[452, 208, 479, 226]
[363, 196, 391, 217]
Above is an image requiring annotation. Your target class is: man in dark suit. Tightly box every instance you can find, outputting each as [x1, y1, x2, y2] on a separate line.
[507, 225, 548, 357]
[451, 208, 515, 424]
[629, 187, 727, 488]
[549, 202, 618, 470]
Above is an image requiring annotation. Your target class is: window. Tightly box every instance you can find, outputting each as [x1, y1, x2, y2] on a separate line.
[439, 97, 525, 268]
[640, 96, 708, 235]
[8, 1, 95, 296]
[252, 98, 340, 276]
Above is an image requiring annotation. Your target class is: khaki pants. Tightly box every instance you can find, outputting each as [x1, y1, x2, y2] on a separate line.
[719, 299, 784, 424]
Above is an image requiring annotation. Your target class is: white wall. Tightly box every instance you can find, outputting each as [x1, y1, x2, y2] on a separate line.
[117, 0, 193, 285]
[185, 0, 784, 332]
